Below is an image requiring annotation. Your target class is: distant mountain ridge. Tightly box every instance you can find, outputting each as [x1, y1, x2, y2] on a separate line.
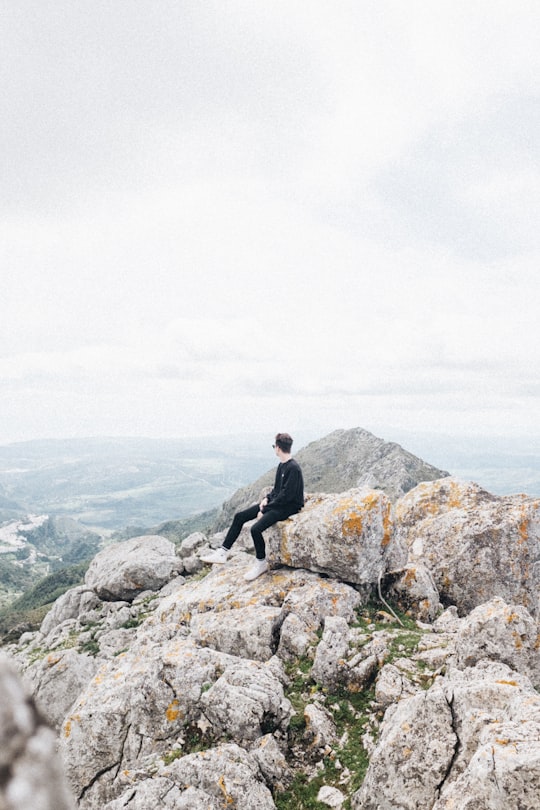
[212, 427, 449, 530]
[0, 436, 272, 529]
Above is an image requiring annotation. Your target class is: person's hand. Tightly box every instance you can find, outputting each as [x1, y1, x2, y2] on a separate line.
[257, 511, 263, 519]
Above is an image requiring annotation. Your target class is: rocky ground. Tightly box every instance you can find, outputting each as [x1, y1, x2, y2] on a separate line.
[2, 477, 540, 809]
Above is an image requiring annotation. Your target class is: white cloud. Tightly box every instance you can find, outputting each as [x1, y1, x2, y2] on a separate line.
[0, 1, 539, 445]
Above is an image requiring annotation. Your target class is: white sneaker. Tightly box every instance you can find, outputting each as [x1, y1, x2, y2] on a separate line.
[200, 547, 229, 564]
[244, 558, 269, 581]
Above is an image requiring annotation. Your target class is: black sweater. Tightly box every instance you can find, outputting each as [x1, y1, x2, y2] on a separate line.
[264, 459, 304, 512]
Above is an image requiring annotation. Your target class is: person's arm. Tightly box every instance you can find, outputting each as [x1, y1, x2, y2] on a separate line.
[263, 465, 281, 508]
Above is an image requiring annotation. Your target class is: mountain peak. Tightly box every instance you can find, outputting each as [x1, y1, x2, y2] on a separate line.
[213, 426, 448, 530]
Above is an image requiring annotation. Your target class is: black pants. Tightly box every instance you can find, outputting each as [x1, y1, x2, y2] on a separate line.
[223, 503, 299, 560]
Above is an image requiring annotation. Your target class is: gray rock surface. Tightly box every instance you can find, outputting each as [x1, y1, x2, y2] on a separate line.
[265, 488, 394, 585]
[6, 474, 540, 810]
[22, 647, 98, 729]
[40, 586, 102, 637]
[104, 744, 275, 809]
[84, 534, 182, 601]
[395, 477, 540, 616]
[455, 596, 540, 688]
[352, 660, 540, 810]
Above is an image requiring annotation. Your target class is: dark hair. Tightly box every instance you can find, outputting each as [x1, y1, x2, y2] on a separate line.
[275, 432, 293, 452]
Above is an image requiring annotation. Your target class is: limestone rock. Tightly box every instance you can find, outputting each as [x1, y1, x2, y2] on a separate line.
[103, 781, 219, 809]
[385, 562, 441, 622]
[280, 578, 364, 629]
[163, 743, 276, 809]
[352, 660, 540, 810]
[434, 661, 540, 808]
[395, 478, 540, 616]
[190, 604, 282, 661]
[277, 612, 316, 659]
[84, 534, 182, 601]
[318, 785, 347, 808]
[60, 639, 236, 807]
[351, 685, 458, 809]
[39, 586, 101, 637]
[178, 531, 207, 558]
[374, 662, 419, 708]
[265, 488, 394, 585]
[303, 703, 338, 751]
[0, 653, 76, 810]
[105, 744, 275, 809]
[278, 578, 363, 659]
[250, 733, 293, 791]
[22, 648, 98, 729]
[455, 596, 540, 688]
[200, 659, 292, 742]
[311, 616, 350, 688]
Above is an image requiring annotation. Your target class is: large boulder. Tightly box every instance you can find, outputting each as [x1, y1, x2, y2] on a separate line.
[0, 653, 76, 810]
[265, 488, 394, 585]
[84, 535, 182, 601]
[352, 681, 457, 809]
[21, 647, 98, 729]
[455, 596, 540, 688]
[394, 478, 540, 616]
[103, 743, 276, 809]
[352, 660, 540, 810]
[40, 586, 102, 637]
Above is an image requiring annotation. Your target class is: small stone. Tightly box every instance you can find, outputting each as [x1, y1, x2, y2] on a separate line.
[317, 784, 346, 807]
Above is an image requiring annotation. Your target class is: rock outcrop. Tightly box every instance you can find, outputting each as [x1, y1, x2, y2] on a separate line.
[353, 659, 540, 810]
[214, 427, 449, 529]
[394, 477, 540, 616]
[265, 488, 393, 585]
[84, 534, 182, 601]
[4, 473, 540, 809]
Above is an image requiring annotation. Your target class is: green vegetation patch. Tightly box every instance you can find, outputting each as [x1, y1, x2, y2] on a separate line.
[0, 562, 89, 643]
[276, 598, 427, 809]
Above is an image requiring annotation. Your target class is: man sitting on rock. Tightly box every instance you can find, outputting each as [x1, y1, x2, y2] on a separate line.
[201, 432, 304, 581]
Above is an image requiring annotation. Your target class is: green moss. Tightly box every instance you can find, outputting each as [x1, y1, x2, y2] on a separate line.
[121, 617, 143, 629]
[161, 747, 184, 766]
[275, 772, 329, 809]
[79, 636, 100, 656]
[276, 597, 426, 810]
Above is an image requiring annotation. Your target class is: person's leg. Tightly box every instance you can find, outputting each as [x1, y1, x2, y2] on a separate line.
[249, 509, 284, 559]
[223, 503, 260, 550]
[200, 503, 259, 564]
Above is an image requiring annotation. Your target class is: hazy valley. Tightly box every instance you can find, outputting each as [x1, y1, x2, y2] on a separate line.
[3, 428, 540, 809]
[1, 428, 539, 635]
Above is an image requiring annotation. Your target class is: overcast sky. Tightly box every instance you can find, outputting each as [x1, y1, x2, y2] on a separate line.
[1, 0, 539, 450]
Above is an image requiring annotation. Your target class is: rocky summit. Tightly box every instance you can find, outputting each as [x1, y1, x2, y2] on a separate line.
[213, 427, 449, 530]
[2, 443, 540, 808]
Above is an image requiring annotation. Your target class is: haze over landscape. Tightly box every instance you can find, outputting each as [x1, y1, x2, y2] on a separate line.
[1, 0, 539, 530]
[2, 1, 540, 458]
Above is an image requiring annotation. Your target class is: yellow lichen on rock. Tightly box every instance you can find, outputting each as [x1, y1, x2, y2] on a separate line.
[217, 774, 234, 805]
[166, 699, 181, 722]
[382, 502, 393, 547]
